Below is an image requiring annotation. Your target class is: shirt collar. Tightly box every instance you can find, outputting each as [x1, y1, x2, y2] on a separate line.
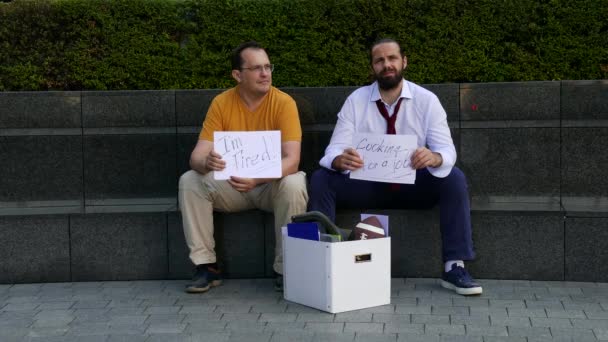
[370, 79, 412, 103]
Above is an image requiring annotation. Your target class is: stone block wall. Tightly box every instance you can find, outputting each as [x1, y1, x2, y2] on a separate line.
[0, 80, 606, 283]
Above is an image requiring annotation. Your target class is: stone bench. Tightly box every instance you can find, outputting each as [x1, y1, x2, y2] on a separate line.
[0, 81, 606, 283]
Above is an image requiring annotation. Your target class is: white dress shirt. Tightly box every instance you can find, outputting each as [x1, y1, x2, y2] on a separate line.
[319, 79, 456, 178]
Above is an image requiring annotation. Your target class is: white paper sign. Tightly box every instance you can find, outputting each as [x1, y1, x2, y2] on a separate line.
[350, 133, 417, 184]
[213, 131, 282, 180]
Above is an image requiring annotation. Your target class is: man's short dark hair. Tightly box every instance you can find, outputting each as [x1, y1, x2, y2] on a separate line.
[369, 38, 405, 63]
[231, 41, 266, 70]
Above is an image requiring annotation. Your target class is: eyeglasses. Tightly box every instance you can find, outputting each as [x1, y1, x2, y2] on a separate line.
[241, 64, 274, 73]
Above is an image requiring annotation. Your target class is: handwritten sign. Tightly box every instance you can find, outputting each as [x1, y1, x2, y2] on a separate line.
[350, 133, 417, 184]
[214, 131, 282, 180]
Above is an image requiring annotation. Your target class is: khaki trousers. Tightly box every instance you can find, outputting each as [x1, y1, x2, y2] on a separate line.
[178, 170, 308, 274]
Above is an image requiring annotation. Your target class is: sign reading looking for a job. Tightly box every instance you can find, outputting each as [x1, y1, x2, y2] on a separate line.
[350, 133, 417, 184]
[214, 131, 282, 180]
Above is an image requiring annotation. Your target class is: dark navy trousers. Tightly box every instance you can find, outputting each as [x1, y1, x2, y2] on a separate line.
[308, 167, 475, 262]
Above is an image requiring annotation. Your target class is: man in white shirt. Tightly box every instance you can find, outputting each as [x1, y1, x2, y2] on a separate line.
[309, 38, 482, 296]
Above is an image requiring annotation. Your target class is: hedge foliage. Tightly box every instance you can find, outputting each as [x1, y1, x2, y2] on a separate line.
[0, 0, 606, 90]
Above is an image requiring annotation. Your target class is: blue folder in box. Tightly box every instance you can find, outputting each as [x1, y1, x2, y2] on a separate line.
[287, 222, 320, 241]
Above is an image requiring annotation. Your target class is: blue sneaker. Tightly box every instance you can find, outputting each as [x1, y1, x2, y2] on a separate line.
[186, 265, 222, 293]
[441, 264, 482, 296]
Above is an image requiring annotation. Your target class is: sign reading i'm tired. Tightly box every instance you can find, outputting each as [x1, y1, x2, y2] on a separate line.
[214, 131, 282, 179]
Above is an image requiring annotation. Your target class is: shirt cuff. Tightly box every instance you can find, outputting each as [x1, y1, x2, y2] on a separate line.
[319, 151, 349, 174]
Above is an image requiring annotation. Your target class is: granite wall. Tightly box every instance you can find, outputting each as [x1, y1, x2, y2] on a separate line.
[0, 80, 606, 283]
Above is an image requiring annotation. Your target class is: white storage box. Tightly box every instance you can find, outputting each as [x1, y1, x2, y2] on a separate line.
[282, 227, 391, 313]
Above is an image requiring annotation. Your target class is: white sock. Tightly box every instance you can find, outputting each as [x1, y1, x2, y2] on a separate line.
[445, 260, 464, 272]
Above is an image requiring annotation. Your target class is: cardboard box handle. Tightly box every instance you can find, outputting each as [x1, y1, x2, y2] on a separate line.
[355, 253, 372, 263]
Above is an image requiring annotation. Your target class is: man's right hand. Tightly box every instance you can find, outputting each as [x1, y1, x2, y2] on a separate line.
[332, 148, 364, 171]
[205, 150, 226, 172]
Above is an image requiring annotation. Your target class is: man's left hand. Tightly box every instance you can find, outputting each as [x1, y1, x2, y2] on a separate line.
[411, 147, 442, 169]
[228, 176, 259, 192]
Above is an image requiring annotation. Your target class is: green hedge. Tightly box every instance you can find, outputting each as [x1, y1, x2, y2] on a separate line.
[1, 0, 606, 90]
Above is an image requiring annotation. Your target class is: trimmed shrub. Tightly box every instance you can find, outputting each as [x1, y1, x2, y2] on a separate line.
[0, 0, 606, 90]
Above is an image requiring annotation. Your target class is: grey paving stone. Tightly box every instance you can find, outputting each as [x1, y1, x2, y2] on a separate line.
[343, 322, 384, 333]
[0, 317, 34, 327]
[425, 324, 465, 335]
[250, 304, 288, 313]
[285, 303, 324, 314]
[269, 331, 314, 342]
[396, 305, 432, 315]
[355, 332, 397, 341]
[548, 287, 584, 296]
[221, 313, 261, 321]
[469, 307, 508, 317]
[432, 306, 470, 316]
[216, 304, 254, 313]
[450, 315, 490, 326]
[545, 309, 586, 319]
[25, 327, 69, 337]
[482, 337, 526, 342]
[397, 333, 439, 342]
[506, 326, 552, 338]
[530, 317, 573, 328]
[27, 336, 108, 342]
[303, 322, 344, 333]
[225, 320, 267, 332]
[264, 322, 306, 332]
[34, 309, 75, 319]
[439, 336, 483, 342]
[186, 320, 227, 333]
[106, 307, 146, 316]
[391, 297, 418, 305]
[489, 316, 531, 327]
[584, 310, 608, 319]
[372, 313, 410, 323]
[412, 314, 450, 325]
[105, 334, 148, 342]
[570, 318, 608, 329]
[562, 302, 604, 311]
[33, 317, 74, 328]
[465, 325, 508, 336]
[550, 327, 597, 339]
[183, 312, 223, 322]
[68, 322, 111, 336]
[384, 322, 425, 334]
[507, 308, 547, 317]
[107, 315, 148, 325]
[489, 300, 526, 309]
[295, 313, 335, 322]
[145, 314, 186, 324]
[333, 313, 373, 322]
[525, 300, 565, 310]
[259, 313, 298, 323]
[594, 328, 608, 340]
[419, 298, 454, 307]
[37, 302, 75, 310]
[355, 305, 396, 314]
[226, 331, 272, 342]
[2, 303, 39, 311]
[145, 323, 187, 334]
[143, 306, 181, 315]
[0, 326, 29, 340]
[311, 331, 356, 342]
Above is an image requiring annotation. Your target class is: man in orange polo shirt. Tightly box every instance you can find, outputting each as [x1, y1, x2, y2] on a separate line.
[179, 41, 308, 293]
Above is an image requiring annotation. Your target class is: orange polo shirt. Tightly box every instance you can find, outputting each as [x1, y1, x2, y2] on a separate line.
[199, 86, 301, 142]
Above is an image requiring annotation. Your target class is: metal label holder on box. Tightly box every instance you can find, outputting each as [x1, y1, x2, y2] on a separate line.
[282, 227, 391, 313]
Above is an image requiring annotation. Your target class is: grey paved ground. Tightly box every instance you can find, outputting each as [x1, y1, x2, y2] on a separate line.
[1, 278, 608, 341]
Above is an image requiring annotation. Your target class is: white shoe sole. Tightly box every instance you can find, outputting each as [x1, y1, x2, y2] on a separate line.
[441, 280, 482, 296]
